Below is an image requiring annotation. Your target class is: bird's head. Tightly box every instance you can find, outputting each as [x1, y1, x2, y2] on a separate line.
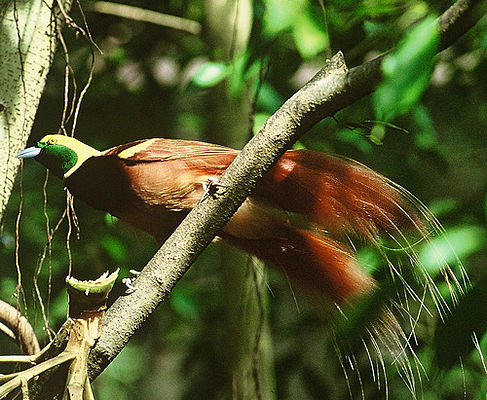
[17, 134, 101, 179]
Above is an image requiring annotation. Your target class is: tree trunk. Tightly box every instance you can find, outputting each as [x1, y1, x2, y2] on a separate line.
[205, 1, 276, 399]
[0, 0, 71, 221]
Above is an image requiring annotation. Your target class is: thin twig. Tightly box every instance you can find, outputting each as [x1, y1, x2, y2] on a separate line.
[0, 322, 15, 341]
[0, 352, 76, 397]
[89, 1, 201, 35]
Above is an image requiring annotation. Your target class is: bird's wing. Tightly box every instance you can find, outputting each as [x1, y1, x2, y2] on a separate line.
[102, 138, 238, 162]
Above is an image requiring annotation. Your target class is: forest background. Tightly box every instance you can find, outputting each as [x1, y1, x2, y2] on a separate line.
[1, 0, 487, 399]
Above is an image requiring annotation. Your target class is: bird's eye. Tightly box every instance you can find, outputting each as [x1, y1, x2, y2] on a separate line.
[48, 138, 57, 145]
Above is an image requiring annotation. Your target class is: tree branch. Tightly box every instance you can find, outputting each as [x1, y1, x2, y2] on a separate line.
[88, 0, 485, 379]
[88, 2, 201, 35]
[0, 299, 39, 355]
[438, 0, 486, 50]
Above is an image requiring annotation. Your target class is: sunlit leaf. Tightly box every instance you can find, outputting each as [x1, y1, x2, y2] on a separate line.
[104, 213, 118, 226]
[419, 225, 487, 273]
[292, 141, 306, 150]
[190, 62, 229, 88]
[413, 105, 438, 149]
[369, 124, 385, 145]
[263, 0, 306, 38]
[374, 16, 439, 121]
[356, 246, 384, 273]
[292, 10, 327, 59]
[428, 198, 458, 218]
[257, 82, 284, 112]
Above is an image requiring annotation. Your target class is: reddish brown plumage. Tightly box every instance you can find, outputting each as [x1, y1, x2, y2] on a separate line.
[261, 150, 423, 240]
[224, 229, 375, 302]
[62, 138, 423, 303]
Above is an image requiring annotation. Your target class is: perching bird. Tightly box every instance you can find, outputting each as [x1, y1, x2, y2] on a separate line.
[18, 134, 428, 304]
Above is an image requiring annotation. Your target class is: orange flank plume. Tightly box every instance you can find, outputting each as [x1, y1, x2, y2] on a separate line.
[225, 228, 376, 303]
[260, 150, 423, 241]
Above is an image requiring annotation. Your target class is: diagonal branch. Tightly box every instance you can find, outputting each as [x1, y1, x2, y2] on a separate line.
[88, 2, 201, 35]
[87, 0, 486, 380]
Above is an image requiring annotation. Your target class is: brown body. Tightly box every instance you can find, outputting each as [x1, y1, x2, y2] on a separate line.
[63, 138, 421, 302]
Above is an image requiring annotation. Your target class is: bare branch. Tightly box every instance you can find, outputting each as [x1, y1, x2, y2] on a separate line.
[88, 2, 201, 35]
[438, 0, 486, 50]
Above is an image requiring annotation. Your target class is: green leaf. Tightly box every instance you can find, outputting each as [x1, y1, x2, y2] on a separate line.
[190, 62, 229, 88]
[419, 225, 487, 273]
[292, 10, 327, 59]
[104, 213, 118, 226]
[171, 288, 198, 319]
[257, 82, 284, 113]
[104, 343, 147, 384]
[0, 277, 17, 300]
[107, 47, 127, 65]
[363, 20, 384, 37]
[334, 283, 395, 349]
[413, 104, 438, 149]
[428, 198, 458, 218]
[374, 16, 439, 121]
[263, 0, 306, 38]
[369, 124, 385, 145]
[292, 141, 307, 150]
[356, 246, 384, 273]
[336, 129, 373, 153]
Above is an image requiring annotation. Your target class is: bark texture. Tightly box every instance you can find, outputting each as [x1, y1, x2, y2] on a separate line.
[0, 0, 71, 221]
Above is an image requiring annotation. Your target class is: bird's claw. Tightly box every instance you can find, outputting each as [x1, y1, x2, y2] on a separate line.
[201, 177, 226, 201]
[123, 270, 141, 293]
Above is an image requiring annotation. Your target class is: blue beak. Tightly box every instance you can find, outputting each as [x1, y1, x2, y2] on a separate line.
[17, 147, 41, 159]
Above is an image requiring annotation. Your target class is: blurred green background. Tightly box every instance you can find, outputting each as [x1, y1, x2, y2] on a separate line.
[1, 0, 487, 399]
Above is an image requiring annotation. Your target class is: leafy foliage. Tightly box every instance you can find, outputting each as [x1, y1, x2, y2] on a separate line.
[374, 16, 439, 121]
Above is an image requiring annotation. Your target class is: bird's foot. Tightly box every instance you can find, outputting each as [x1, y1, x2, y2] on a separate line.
[201, 177, 226, 201]
[122, 269, 141, 293]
